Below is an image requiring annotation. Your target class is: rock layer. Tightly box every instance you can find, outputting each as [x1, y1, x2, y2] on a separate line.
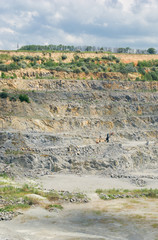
[0, 79, 157, 176]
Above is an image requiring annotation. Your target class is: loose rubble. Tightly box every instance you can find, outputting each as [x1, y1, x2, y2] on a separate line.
[0, 211, 21, 221]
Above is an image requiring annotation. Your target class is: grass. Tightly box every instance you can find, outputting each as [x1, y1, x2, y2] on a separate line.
[75, 192, 86, 199]
[152, 223, 158, 228]
[129, 214, 146, 220]
[5, 149, 24, 155]
[92, 210, 102, 215]
[45, 204, 63, 210]
[0, 203, 30, 212]
[0, 178, 88, 215]
[0, 54, 11, 61]
[96, 188, 158, 200]
[45, 191, 60, 201]
[0, 173, 9, 179]
[0, 184, 45, 212]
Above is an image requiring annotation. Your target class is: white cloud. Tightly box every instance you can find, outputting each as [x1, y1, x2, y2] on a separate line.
[119, 0, 135, 12]
[65, 34, 84, 44]
[0, 27, 15, 34]
[0, 0, 158, 49]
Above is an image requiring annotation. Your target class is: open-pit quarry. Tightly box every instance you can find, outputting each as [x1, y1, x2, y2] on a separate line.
[0, 52, 158, 240]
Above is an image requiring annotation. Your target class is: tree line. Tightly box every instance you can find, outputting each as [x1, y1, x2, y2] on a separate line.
[18, 45, 157, 54]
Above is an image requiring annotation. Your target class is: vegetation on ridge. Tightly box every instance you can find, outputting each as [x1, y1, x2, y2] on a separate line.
[0, 52, 158, 81]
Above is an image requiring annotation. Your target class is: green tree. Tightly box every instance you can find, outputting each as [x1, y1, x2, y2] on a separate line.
[147, 48, 156, 54]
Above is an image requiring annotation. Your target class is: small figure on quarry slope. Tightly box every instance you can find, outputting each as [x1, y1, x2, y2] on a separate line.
[106, 133, 110, 143]
[96, 132, 114, 143]
[106, 132, 114, 143]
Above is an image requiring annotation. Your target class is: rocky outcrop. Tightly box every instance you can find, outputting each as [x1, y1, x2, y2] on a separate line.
[0, 78, 157, 176]
[0, 78, 158, 91]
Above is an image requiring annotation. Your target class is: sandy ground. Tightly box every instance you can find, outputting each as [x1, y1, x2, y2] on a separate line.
[0, 174, 158, 240]
[36, 173, 158, 193]
[0, 193, 158, 240]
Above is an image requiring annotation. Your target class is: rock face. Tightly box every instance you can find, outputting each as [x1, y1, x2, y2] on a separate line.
[0, 79, 158, 176]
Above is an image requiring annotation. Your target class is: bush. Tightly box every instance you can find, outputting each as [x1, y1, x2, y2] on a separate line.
[1, 72, 7, 78]
[19, 61, 27, 69]
[144, 73, 152, 81]
[135, 77, 141, 81]
[0, 92, 8, 98]
[116, 58, 120, 63]
[44, 59, 55, 67]
[61, 55, 67, 60]
[84, 58, 91, 63]
[150, 71, 158, 80]
[81, 66, 89, 72]
[0, 64, 8, 71]
[19, 94, 30, 103]
[73, 67, 81, 73]
[55, 66, 62, 71]
[74, 55, 80, 61]
[25, 56, 34, 61]
[12, 56, 21, 62]
[120, 63, 137, 74]
[9, 96, 17, 101]
[10, 63, 20, 70]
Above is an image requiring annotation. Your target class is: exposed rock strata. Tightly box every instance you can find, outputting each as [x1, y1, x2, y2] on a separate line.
[0, 79, 157, 176]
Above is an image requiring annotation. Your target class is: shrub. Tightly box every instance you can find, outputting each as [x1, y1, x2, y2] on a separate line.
[135, 77, 141, 81]
[44, 59, 55, 67]
[7, 63, 20, 71]
[19, 61, 27, 69]
[120, 63, 137, 74]
[0, 92, 8, 98]
[138, 66, 146, 75]
[55, 66, 62, 71]
[102, 55, 108, 60]
[84, 58, 91, 63]
[144, 73, 152, 81]
[12, 73, 17, 78]
[85, 69, 89, 74]
[74, 55, 80, 61]
[25, 56, 34, 61]
[116, 58, 120, 63]
[0, 64, 8, 72]
[61, 55, 67, 60]
[73, 67, 81, 73]
[1, 72, 7, 78]
[81, 66, 89, 72]
[12, 56, 21, 62]
[19, 94, 30, 103]
[9, 96, 17, 101]
[150, 71, 158, 80]
[94, 57, 100, 61]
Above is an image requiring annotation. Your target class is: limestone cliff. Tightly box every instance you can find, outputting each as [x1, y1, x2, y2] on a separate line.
[0, 78, 157, 177]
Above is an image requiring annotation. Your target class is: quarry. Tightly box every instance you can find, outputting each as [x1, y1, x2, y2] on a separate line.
[0, 51, 158, 240]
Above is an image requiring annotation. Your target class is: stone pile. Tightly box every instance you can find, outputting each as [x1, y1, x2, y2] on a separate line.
[99, 192, 153, 200]
[0, 211, 21, 221]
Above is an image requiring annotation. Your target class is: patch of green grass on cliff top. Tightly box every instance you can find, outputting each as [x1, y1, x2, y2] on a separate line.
[0, 54, 12, 61]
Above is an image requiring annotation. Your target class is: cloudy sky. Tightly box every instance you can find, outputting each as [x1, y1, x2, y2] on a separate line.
[0, 0, 158, 50]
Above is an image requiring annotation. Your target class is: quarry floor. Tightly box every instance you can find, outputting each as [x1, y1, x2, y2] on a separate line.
[0, 173, 158, 240]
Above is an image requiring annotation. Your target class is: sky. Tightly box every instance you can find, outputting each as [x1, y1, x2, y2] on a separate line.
[0, 0, 158, 50]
